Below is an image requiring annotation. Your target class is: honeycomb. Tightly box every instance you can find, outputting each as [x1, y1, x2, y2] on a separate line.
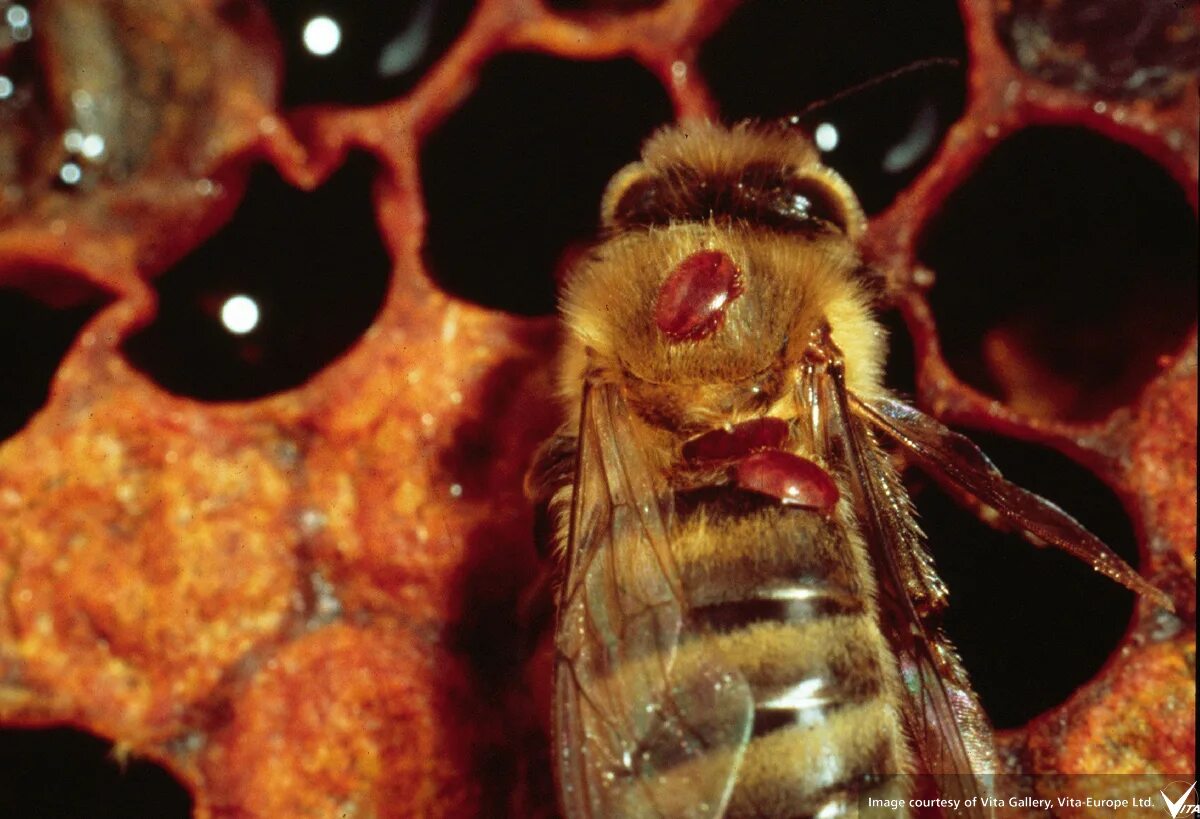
[0, 0, 1194, 816]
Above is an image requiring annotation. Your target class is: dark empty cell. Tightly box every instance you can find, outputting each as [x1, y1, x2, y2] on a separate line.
[878, 308, 917, 398]
[910, 431, 1140, 729]
[123, 154, 390, 402]
[0, 284, 108, 441]
[0, 726, 192, 819]
[263, 0, 476, 106]
[919, 128, 1198, 423]
[699, 0, 966, 213]
[421, 54, 673, 316]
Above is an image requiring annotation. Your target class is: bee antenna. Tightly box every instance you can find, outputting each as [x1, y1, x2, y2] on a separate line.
[783, 57, 962, 128]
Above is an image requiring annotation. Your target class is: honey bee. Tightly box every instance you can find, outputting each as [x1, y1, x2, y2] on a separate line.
[526, 121, 1171, 819]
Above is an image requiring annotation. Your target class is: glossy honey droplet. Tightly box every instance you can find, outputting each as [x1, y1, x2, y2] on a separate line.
[654, 250, 743, 341]
[682, 418, 789, 463]
[735, 450, 839, 513]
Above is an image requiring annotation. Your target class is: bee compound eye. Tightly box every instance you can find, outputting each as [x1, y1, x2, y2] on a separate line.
[611, 176, 668, 228]
[653, 250, 744, 342]
[774, 178, 852, 233]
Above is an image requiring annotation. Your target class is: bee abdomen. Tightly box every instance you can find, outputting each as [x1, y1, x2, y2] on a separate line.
[686, 607, 905, 817]
[689, 581, 865, 633]
[620, 696, 906, 819]
[598, 611, 906, 817]
[725, 701, 908, 819]
[665, 509, 909, 817]
[687, 583, 874, 731]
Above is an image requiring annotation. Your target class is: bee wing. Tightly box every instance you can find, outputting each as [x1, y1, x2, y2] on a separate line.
[807, 367, 996, 816]
[852, 395, 1173, 612]
[555, 380, 753, 819]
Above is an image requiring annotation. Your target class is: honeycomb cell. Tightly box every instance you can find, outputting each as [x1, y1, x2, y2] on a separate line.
[123, 153, 390, 401]
[421, 53, 673, 315]
[699, 0, 966, 213]
[0, 281, 109, 440]
[920, 127, 1198, 423]
[1, 0, 280, 224]
[200, 625, 482, 818]
[264, 0, 476, 106]
[0, 0, 40, 191]
[0, 726, 192, 818]
[996, 0, 1200, 103]
[915, 431, 1140, 729]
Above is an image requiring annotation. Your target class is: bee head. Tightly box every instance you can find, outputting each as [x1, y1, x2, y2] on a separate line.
[600, 121, 867, 240]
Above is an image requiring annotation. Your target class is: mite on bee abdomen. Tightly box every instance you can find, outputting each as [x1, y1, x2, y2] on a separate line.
[526, 121, 1171, 819]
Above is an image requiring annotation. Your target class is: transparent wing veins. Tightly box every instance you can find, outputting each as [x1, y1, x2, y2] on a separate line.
[807, 359, 995, 819]
[853, 395, 1173, 612]
[554, 380, 752, 819]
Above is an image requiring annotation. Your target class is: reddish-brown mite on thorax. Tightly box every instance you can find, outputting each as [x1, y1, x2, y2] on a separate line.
[654, 249, 744, 341]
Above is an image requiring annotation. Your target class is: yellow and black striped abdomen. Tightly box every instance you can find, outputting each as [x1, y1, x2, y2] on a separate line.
[628, 500, 911, 818]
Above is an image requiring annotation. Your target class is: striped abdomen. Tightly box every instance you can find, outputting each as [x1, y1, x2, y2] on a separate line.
[645, 499, 911, 817]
